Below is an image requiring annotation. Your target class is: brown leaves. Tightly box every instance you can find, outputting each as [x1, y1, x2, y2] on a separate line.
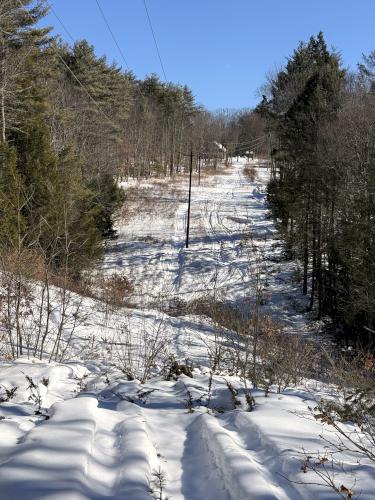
[362, 352, 375, 372]
[313, 412, 334, 425]
[340, 484, 353, 499]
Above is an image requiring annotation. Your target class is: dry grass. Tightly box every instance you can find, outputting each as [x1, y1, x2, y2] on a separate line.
[243, 164, 257, 182]
[199, 162, 232, 179]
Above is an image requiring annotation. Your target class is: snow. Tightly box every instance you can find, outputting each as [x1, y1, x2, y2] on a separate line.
[105, 159, 309, 332]
[214, 141, 227, 152]
[0, 158, 374, 499]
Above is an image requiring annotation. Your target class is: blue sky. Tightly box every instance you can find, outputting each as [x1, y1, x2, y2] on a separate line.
[41, 0, 375, 110]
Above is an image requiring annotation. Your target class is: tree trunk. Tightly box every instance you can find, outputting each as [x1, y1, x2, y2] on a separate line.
[303, 209, 309, 296]
[0, 36, 7, 143]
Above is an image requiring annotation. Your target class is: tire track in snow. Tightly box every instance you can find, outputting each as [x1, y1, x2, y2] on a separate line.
[124, 380, 232, 500]
[216, 411, 305, 500]
[0, 394, 157, 500]
[86, 401, 156, 499]
[200, 412, 293, 500]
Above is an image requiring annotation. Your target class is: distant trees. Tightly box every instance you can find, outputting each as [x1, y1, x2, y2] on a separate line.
[208, 109, 267, 159]
[0, 1, 267, 272]
[261, 32, 375, 345]
[0, 1, 217, 279]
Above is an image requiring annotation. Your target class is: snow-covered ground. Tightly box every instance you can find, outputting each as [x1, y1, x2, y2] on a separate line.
[103, 159, 311, 334]
[0, 159, 374, 499]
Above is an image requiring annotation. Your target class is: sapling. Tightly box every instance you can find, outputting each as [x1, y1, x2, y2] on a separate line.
[25, 375, 48, 415]
[150, 467, 169, 500]
[206, 369, 213, 411]
[245, 393, 256, 411]
[226, 379, 241, 408]
[74, 373, 89, 393]
[183, 385, 194, 413]
[0, 384, 18, 403]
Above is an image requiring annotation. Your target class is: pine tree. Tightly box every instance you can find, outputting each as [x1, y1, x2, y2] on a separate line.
[0, 0, 50, 143]
[264, 32, 345, 315]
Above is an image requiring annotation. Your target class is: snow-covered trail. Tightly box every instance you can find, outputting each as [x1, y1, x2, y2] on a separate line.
[103, 159, 308, 333]
[0, 371, 311, 500]
[2, 159, 375, 499]
[103, 160, 268, 298]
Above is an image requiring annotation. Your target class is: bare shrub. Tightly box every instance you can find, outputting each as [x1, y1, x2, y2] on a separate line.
[310, 348, 375, 464]
[0, 249, 91, 361]
[0, 249, 43, 358]
[108, 316, 170, 383]
[96, 273, 133, 322]
[188, 297, 243, 331]
[162, 297, 188, 317]
[293, 451, 355, 499]
[258, 321, 319, 394]
[50, 273, 95, 300]
[291, 348, 375, 497]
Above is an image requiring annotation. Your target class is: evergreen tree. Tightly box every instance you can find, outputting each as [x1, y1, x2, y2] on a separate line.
[0, 0, 50, 142]
[265, 33, 345, 316]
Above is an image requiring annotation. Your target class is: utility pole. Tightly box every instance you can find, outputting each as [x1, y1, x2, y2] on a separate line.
[198, 153, 201, 186]
[186, 145, 193, 248]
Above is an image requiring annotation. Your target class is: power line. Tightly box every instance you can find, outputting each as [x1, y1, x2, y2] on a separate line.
[142, 0, 168, 81]
[49, 4, 75, 43]
[56, 53, 117, 127]
[48, 47, 118, 128]
[236, 141, 268, 153]
[93, 0, 150, 105]
[234, 137, 269, 151]
[227, 134, 270, 148]
[236, 135, 269, 146]
[95, 0, 131, 72]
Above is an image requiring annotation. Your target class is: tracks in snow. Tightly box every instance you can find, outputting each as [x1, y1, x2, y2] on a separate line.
[103, 160, 274, 304]
[86, 402, 154, 500]
[0, 377, 299, 500]
[98, 380, 297, 500]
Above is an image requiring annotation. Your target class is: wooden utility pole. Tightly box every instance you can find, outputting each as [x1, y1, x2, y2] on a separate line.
[186, 146, 193, 248]
[198, 153, 201, 186]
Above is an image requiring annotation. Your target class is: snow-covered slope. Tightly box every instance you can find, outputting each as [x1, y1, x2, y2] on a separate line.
[0, 159, 374, 499]
[103, 159, 309, 333]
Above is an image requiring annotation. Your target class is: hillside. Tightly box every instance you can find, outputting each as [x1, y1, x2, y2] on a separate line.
[0, 160, 374, 499]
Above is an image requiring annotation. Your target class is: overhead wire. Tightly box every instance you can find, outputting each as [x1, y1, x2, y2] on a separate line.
[48, 44, 118, 129]
[49, 4, 75, 43]
[230, 136, 269, 149]
[94, 0, 131, 72]
[93, 0, 150, 105]
[235, 141, 268, 154]
[18, 0, 261, 165]
[142, 0, 168, 81]
[236, 138, 268, 151]
[234, 134, 270, 146]
[225, 134, 270, 149]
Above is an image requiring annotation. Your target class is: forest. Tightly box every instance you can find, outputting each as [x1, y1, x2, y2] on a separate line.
[0, 0, 263, 277]
[259, 32, 375, 346]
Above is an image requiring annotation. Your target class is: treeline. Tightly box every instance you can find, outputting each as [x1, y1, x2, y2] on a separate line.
[0, 0, 203, 277]
[259, 32, 375, 345]
[0, 1, 265, 280]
